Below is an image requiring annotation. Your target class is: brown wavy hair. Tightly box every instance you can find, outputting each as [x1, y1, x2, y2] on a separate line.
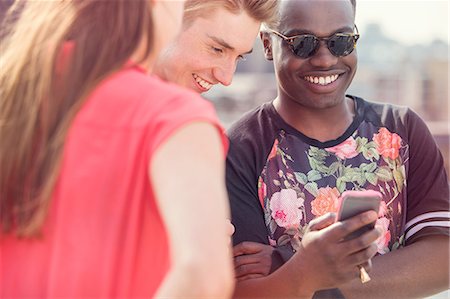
[183, 0, 279, 28]
[0, 0, 153, 237]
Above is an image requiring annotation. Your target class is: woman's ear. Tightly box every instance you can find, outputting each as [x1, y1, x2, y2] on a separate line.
[260, 31, 273, 61]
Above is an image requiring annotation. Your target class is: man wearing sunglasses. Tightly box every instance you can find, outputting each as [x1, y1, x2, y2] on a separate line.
[227, 0, 449, 297]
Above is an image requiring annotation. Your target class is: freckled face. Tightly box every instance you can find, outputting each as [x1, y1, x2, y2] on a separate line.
[154, 8, 260, 93]
[268, 0, 357, 110]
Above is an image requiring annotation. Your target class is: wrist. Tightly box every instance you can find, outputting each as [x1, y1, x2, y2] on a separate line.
[285, 250, 316, 298]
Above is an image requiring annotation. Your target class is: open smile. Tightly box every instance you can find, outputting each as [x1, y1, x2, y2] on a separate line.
[193, 74, 213, 91]
[303, 74, 340, 86]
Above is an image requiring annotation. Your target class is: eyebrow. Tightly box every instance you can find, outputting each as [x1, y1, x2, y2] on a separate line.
[284, 26, 354, 37]
[207, 34, 253, 55]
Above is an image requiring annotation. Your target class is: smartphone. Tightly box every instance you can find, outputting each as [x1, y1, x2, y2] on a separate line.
[337, 190, 382, 240]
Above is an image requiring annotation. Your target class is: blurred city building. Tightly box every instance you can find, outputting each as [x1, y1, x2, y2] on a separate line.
[205, 23, 449, 181]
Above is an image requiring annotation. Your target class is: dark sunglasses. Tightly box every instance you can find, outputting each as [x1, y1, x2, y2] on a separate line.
[268, 26, 360, 58]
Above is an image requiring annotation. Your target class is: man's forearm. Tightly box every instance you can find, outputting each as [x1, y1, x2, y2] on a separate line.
[340, 236, 449, 299]
[233, 251, 315, 299]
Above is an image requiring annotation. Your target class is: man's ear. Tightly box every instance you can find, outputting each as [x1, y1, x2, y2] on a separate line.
[260, 31, 273, 61]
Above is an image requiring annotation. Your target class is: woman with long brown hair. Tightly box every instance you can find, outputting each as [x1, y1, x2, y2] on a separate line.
[0, 0, 234, 297]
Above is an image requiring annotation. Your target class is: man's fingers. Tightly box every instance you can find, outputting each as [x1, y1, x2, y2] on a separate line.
[235, 262, 270, 278]
[360, 259, 372, 272]
[308, 212, 337, 231]
[327, 210, 378, 242]
[236, 274, 265, 282]
[345, 243, 378, 267]
[342, 225, 382, 254]
[233, 241, 268, 257]
[234, 250, 272, 268]
[232, 242, 273, 279]
[234, 253, 261, 268]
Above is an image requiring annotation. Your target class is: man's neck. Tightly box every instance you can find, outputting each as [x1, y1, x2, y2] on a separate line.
[273, 96, 356, 143]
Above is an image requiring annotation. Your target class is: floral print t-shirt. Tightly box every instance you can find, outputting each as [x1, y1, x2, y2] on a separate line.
[227, 96, 449, 277]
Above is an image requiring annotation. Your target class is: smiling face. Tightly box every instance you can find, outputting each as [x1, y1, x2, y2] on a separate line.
[154, 7, 261, 93]
[264, 0, 357, 110]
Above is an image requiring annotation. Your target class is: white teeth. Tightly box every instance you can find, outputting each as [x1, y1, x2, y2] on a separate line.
[304, 74, 339, 86]
[193, 74, 212, 90]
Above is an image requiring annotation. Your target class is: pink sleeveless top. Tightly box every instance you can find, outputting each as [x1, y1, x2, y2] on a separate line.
[1, 65, 227, 298]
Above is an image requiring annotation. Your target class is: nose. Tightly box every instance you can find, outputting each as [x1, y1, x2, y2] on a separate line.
[309, 41, 339, 69]
[212, 59, 236, 87]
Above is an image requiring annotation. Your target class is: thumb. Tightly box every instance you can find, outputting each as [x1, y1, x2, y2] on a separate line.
[308, 212, 337, 231]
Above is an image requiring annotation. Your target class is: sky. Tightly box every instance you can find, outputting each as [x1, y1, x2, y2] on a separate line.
[355, 0, 449, 45]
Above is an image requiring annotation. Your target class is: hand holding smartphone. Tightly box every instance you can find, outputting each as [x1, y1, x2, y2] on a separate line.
[337, 190, 382, 240]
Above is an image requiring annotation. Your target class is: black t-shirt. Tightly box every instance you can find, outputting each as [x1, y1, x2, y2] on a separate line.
[226, 96, 449, 297]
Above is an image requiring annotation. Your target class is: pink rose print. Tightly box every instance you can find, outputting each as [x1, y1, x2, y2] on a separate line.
[268, 139, 279, 161]
[258, 177, 267, 207]
[375, 217, 391, 254]
[373, 128, 402, 160]
[325, 137, 359, 160]
[311, 187, 341, 217]
[269, 189, 304, 228]
[378, 200, 388, 217]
